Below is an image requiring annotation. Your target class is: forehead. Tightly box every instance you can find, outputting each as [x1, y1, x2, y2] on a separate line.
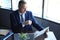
[21, 3, 27, 7]
[20, 4, 27, 8]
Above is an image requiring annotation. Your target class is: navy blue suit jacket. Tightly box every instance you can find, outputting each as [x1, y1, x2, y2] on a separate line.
[10, 10, 43, 33]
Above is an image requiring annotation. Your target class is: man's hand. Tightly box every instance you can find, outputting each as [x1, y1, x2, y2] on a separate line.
[24, 20, 32, 25]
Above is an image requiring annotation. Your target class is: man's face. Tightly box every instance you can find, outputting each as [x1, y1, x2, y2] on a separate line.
[19, 4, 27, 13]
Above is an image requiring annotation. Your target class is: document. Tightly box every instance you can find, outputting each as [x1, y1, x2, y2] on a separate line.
[34, 27, 49, 38]
[44, 31, 57, 40]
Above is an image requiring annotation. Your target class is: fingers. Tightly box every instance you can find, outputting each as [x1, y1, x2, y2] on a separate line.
[24, 20, 32, 25]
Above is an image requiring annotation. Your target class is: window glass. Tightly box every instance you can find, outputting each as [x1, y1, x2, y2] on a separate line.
[44, 0, 60, 23]
[25, 0, 43, 17]
[12, 0, 20, 10]
[0, 0, 11, 10]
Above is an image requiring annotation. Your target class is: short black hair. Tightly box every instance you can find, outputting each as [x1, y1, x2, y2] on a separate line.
[18, 0, 26, 7]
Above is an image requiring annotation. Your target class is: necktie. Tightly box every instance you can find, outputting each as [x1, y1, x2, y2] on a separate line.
[21, 14, 25, 27]
[21, 15, 23, 23]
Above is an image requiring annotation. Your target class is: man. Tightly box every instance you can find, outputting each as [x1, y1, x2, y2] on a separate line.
[10, 1, 44, 33]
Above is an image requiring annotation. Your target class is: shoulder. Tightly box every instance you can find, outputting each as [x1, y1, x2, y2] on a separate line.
[26, 11, 32, 13]
[10, 10, 18, 15]
[26, 11, 34, 17]
[26, 11, 32, 15]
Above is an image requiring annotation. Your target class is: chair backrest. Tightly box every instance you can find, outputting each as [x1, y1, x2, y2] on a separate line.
[0, 8, 12, 29]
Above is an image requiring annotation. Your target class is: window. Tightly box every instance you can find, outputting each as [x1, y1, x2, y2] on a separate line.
[44, 0, 60, 23]
[0, 0, 43, 18]
[25, 0, 43, 17]
[0, 0, 11, 10]
[12, 0, 20, 10]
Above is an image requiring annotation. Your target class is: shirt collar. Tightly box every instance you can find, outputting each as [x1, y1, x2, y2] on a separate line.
[18, 11, 26, 16]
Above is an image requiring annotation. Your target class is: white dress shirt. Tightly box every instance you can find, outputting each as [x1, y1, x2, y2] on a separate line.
[18, 11, 25, 27]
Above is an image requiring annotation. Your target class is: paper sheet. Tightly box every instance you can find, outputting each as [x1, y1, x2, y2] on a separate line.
[34, 27, 49, 38]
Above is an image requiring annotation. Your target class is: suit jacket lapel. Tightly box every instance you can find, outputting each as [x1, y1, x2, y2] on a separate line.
[16, 11, 29, 24]
[15, 11, 20, 24]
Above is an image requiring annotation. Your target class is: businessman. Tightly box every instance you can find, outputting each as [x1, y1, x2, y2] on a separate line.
[10, 1, 44, 33]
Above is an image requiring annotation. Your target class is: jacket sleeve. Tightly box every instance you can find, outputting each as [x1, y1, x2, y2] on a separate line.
[30, 12, 44, 31]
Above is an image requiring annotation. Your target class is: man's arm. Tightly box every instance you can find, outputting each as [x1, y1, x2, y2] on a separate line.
[30, 12, 44, 31]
